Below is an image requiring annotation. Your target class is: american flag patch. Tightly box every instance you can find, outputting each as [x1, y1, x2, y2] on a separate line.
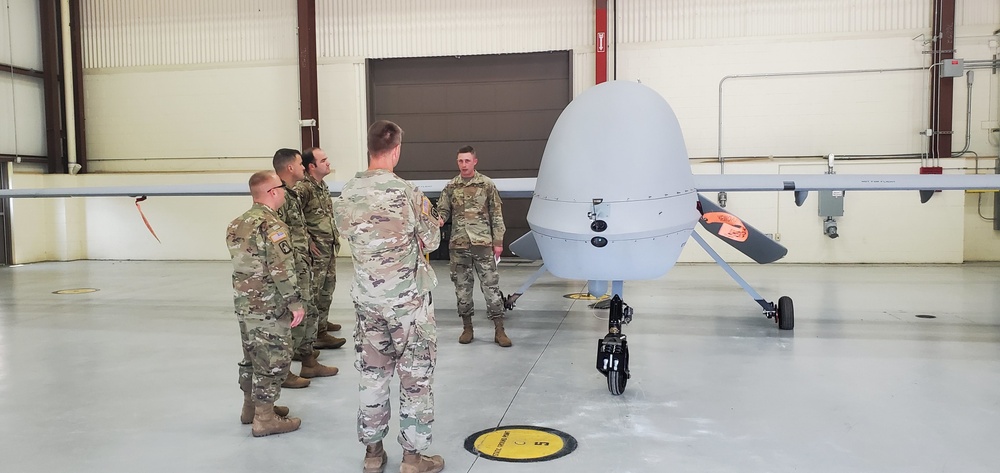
[269, 231, 287, 242]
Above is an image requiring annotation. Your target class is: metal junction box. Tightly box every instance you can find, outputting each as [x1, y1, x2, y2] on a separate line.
[818, 190, 845, 217]
[941, 58, 964, 78]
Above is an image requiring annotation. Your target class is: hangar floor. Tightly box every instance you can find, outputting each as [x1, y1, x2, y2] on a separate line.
[0, 259, 998, 473]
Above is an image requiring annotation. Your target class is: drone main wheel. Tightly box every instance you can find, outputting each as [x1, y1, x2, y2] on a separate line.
[607, 370, 628, 395]
[777, 296, 794, 330]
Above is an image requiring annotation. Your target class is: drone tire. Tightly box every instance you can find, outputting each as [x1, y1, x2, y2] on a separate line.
[777, 296, 794, 330]
[607, 370, 627, 395]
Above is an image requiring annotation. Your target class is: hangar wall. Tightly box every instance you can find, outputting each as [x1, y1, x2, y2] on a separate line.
[5, 0, 1000, 264]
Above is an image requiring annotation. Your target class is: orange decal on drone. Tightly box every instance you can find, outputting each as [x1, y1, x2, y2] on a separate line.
[702, 212, 749, 242]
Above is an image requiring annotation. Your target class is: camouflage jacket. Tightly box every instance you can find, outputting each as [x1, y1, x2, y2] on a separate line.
[276, 180, 309, 255]
[333, 169, 441, 306]
[437, 171, 505, 249]
[226, 203, 304, 317]
[294, 174, 341, 252]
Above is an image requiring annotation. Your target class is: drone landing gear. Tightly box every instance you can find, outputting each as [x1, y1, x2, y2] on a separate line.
[596, 295, 633, 395]
[690, 232, 794, 330]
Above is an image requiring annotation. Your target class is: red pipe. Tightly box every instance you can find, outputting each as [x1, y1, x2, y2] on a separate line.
[596, 0, 608, 84]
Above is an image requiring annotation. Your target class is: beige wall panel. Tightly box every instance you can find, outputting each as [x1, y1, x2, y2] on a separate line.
[316, 62, 367, 181]
[318, 0, 593, 59]
[82, 0, 296, 68]
[84, 66, 300, 172]
[617, 0, 931, 43]
[619, 36, 930, 160]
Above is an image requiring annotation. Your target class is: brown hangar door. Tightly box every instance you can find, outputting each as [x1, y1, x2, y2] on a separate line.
[367, 51, 572, 259]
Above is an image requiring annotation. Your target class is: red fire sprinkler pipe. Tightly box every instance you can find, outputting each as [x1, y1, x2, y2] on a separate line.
[596, 0, 608, 84]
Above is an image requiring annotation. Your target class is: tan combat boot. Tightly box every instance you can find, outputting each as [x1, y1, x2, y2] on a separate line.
[319, 322, 343, 333]
[291, 349, 321, 362]
[493, 317, 512, 347]
[314, 332, 347, 349]
[241, 391, 290, 424]
[251, 402, 301, 437]
[400, 450, 444, 473]
[299, 353, 339, 378]
[458, 315, 474, 344]
[363, 440, 388, 473]
[281, 372, 311, 389]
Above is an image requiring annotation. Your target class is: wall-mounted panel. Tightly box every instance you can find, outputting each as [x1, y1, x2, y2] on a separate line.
[618, 0, 932, 44]
[1, 0, 43, 69]
[318, 0, 593, 59]
[81, 0, 297, 69]
[957, 0, 1000, 26]
[0, 75, 46, 157]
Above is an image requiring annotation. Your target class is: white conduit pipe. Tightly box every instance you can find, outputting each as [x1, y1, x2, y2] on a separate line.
[60, 0, 80, 175]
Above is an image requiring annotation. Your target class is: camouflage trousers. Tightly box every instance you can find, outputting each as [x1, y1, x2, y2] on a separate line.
[449, 245, 504, 319]
[354, 295, 436, 452]
[311, 238, 338, 328]
[237, 311, 293, 404]
[290, 253, 320, 357]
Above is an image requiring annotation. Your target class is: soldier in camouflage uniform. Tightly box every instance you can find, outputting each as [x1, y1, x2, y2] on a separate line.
[296, 147, 347, 350]
[226, 170, 306, 437]
[273, 148, 339, 388]
[333, 120, 445, 473]
[436, 145, 511, 347]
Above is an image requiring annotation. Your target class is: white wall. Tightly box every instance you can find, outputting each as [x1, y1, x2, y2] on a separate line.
[1, 0, 46, 157]
[11, 170, 254, 262]
[7, 0, 1000, 264]
[84, 65, 300, 172]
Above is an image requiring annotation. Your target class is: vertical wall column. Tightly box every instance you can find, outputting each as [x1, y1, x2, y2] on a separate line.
[297, 0, 320, 150]
[68, 0, 87, 173]
[928, 0, 955, 161]
[38, 0, 64, 174]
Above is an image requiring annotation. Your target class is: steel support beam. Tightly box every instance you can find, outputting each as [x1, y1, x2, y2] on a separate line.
[928, 0, 955, 160]
[297, 0, 320, 150]
[68, 0, 87, 173]
[38, 0, 65, 174]
[1, 63, 44, 79]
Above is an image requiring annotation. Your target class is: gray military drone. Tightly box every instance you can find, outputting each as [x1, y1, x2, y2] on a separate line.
[490, 81, 1000, 395]
[4, 81, 1000, 396]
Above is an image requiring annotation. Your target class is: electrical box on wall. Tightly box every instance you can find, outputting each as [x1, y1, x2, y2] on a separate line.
[941, 58, 964, 78]
[818, 190, 844, 217]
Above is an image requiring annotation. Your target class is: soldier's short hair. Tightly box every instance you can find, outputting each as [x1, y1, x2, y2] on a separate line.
[272, 148, 301, 172]
[367, 120, 403, 156]
[302, 147, 320, 168]
[249, 170, 276, 192]
[457, 145, 476, 157]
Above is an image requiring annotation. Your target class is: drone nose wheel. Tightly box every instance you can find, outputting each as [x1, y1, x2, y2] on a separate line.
[607, 369, 628, 395]
[596, 295, 632, 395]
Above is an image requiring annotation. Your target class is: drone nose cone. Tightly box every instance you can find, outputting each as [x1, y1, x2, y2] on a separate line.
[528, 81, 699, 281]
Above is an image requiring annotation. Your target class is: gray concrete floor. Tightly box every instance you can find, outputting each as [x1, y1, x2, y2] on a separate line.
[0, 259, 998, 472]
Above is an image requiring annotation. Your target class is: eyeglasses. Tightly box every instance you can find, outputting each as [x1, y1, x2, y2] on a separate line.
[267, 184, 286, 193]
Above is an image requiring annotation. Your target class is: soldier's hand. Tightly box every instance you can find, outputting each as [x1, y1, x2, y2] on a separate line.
[437, 217, 445, 227]
[493, 245, 503, 259]
[291, 308, 305, 328]
[310, 240, 320, 257]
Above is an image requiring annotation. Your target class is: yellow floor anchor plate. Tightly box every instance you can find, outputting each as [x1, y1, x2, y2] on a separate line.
[464, 425, 577, 463]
